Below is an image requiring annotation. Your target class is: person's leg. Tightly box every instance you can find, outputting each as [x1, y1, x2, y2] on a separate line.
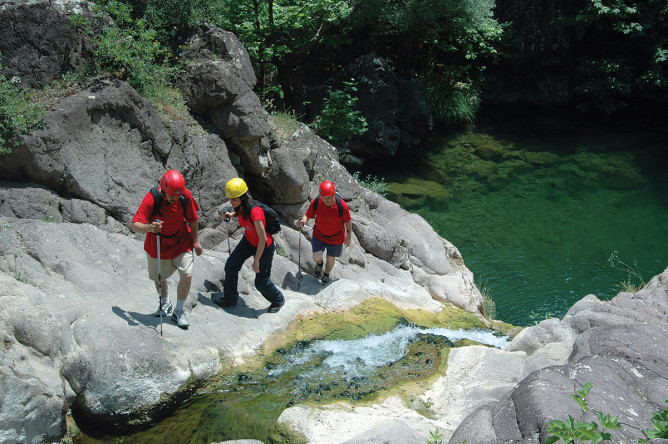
[223, 237, 253, 305]
[324, 256, 336, 274]
[148, 253, 176, 315]
[321, 243, 343, 284]
[311, 238, 326, 277]
[174, 250, 195, 310]
[255, 243, 284, 309]
[154, 280, 169, 300]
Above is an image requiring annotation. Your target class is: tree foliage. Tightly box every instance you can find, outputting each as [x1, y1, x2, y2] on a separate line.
[342, 0, 503, 125]
[573, 0, 667, 114]
[208, 0, 352, 103]
[493, 0, 667, 115]
[312, 78, 367, 144]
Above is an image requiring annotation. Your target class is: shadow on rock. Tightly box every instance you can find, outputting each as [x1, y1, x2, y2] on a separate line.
[112, 305, 160, 330]
[203, 292, 263, 319]
[282, 272, 322, 295]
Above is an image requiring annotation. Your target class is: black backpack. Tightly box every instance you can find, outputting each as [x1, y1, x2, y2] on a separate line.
[312, 193, 344, 217]
[149, 186, 189, 221]
[250, 201, 282, 235]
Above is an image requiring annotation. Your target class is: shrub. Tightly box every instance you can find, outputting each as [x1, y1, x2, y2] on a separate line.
[312, 78, 367, 144]
[0, 57, 46, 154]
[352, 171, 389, 196]
[545, 382, 621, 443]
[638, 399, 668, 442]
[608, 250, 646, 293]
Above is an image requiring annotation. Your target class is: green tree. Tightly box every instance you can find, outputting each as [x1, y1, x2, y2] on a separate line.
[210, 0, 352, 107]
[492, 0, 667, 115]
[573, 0, 668, 114]
[344, 0, 503, 125]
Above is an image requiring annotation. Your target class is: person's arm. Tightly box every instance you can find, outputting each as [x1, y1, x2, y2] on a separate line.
[296, 215, 310, 227]
[189, 220, 203, 256]
[252, 219, 267, 273]
[344, 219, 352, 247]
[131, 220, 162, 234]
[131, 195, 162, 234]
[222, 209, 237, 220]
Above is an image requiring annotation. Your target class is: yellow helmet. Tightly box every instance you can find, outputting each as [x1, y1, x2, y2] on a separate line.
[225, 178, 248, 198]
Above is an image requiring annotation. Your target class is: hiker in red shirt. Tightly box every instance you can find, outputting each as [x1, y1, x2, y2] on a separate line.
[219, 178, 285, 312]
[296, 181, 352, 285]
[131, 170, 203, 329]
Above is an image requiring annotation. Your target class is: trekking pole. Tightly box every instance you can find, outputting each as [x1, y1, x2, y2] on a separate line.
[297, 222, 302, 290]
[224, 209, 231, 254]
[156, 219, 163, 336]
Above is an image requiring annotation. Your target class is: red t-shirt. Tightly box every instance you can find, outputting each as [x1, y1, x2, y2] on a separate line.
[132, 187, 200, 259]
[305, 197, 351, 244]
[238, 205, 274, 248]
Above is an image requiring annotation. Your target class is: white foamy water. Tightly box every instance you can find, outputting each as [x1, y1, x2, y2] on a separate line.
[271, 325, 510, 378]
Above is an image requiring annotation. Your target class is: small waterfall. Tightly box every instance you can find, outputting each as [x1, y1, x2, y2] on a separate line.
[271, 325, 511, 380]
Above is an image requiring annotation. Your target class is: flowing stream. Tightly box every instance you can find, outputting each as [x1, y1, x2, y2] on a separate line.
[75, 326, 509, 443]
[374, 122, 668, 326]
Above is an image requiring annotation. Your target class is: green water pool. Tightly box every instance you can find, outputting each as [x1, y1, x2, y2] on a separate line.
[375, 124, 668, 326]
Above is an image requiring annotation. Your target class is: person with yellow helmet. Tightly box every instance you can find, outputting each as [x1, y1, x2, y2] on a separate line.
[131, 170, 203, 329]
[220, 178, 285, 312]
[296, 180, 352, 285]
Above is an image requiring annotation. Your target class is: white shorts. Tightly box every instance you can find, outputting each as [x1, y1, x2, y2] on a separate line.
[147, 250, 195, 281]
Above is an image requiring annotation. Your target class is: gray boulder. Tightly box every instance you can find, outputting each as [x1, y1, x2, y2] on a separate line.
[0, 80, 236, 231]
[449, 267, 668, 444]
[179, 23, 276, 178]
[0, 0, 106, 88]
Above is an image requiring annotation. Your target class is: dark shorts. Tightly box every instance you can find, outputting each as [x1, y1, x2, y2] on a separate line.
[311, 237, 343, 257]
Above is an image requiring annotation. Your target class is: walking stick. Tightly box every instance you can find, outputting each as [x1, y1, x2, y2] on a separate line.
[297, 224, 302, 291]
[224, 210, 231, 254]
[156, 219, 163, 336]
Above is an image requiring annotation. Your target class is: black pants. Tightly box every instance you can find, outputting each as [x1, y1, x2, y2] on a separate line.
[223, 237, 284, 305]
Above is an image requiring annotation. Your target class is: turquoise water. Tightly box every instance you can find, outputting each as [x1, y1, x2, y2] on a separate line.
[376, 124, 668, 326]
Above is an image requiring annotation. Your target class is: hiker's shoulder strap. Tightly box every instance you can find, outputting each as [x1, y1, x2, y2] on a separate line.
[149, 187, 162, 219]
[335, 194, 343, 217]
[149, 187, 190, 219]
[312, 194, 344, 217]
[179, 194, 190, 217]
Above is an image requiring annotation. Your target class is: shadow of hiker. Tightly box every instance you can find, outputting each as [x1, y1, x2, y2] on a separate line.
[199, 292, 263, 319]
[112, 305, 160, 330]
[203, 279, 222, 293]
[282, 271, 322, 295]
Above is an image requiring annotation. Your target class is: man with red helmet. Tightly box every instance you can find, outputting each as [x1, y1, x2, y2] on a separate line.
[131, 170, 203, 329]
[296, 180, 352, 284]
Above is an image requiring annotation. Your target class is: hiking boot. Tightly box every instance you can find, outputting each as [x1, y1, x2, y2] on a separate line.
[314, 261, 323, 278]
[154, 300, 173, 317]
[321, 274, 330, 285]
[172, 309, 189, 329]
[212, 293, 236, 308]
[268, 299, 284, 313]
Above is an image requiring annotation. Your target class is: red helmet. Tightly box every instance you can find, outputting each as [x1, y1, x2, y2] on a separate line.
[160, 170, 186, 196]
[319, 180, 336, 197]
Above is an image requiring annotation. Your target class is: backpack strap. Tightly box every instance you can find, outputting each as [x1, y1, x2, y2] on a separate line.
[149, 186, 190, 221]
[149, 187, 162, 221]
[312, 194, 343, 217]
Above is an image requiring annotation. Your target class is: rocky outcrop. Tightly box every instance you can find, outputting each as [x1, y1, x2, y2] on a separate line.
[450, 268, 668, 444]
[0, 0, 106, 89]
[179, 23, 278, 179]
